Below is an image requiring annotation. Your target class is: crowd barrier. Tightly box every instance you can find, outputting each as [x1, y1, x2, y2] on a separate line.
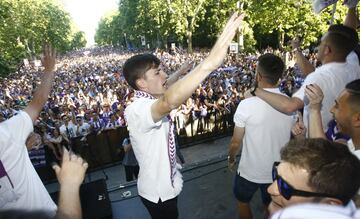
[37, 109, 235, 183]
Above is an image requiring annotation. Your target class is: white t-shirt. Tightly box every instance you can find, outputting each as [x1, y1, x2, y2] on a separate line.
[346, 51, 359, 67]
[270, 203, 360, 219]
[59, 122, 77, 138]
[293, 62, 360, 130]
[234, 88, 294, 183]
[0, 111, 57, 216]
[125, 98, 183, 203]
[77, 122, 90, 136]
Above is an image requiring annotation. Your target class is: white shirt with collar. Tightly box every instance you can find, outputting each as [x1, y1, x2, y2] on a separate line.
[293, 62, 360, 130]
[125, 97, 183, 203]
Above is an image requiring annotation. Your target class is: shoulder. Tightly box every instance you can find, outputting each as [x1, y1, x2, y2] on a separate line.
[125, 98, 156, 115]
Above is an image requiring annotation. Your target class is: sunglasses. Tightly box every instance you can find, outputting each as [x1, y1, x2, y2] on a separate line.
[272, 162, 345, 202]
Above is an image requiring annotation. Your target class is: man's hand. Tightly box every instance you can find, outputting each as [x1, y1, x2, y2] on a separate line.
[42, 44, 56, 73]
[24, 44, 57, 123]
[228, 157, 237, 172]
[291, 111, 306, 139]
[204, 12, 245, 70]
[305, 84, 323, 110]
[52, 148, 88, 187]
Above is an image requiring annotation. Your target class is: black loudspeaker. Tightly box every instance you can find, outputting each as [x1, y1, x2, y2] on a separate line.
[50, 179, 112, 219]
[80, 179, 112, 219]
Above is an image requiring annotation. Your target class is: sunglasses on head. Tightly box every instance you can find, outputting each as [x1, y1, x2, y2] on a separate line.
[272, 162, 346, 202]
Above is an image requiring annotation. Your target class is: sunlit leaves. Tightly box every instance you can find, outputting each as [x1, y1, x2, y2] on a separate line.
[0, 0, 86, 75]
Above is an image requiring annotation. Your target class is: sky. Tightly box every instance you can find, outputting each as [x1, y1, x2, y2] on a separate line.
[61, 0, 119, 47]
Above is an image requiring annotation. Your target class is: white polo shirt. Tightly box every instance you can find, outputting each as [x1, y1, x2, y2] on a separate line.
[125, 98, 183, 203]
[234, 88, 294, 183]
[0, 111, 57, 216]
[293, 62, 360, 130]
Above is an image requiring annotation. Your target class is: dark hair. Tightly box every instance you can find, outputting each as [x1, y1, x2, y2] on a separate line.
[281, 138, 360, 205]
[328, 24, 359, 46]
[324, 30, 357, 59]
[257, 53, 284, 85]
[122, 54, 160, 90]
[345, 79, 360, 111]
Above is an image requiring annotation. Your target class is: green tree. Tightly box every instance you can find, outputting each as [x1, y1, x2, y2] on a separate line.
[95, 11, 119, 46]
[244, 0, 347, 49]
[70, 31, 87, 50]
[0, 0, 81, 76]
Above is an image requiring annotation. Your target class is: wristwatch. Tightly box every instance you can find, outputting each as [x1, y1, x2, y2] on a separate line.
[250, 83, 258, 96]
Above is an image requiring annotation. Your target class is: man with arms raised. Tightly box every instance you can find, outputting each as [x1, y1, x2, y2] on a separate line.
[0, 45, 57, 216]
[251, 25, 360, 131]
[123, 13, 244, 219]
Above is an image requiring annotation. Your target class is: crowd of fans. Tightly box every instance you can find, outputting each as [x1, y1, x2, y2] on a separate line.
[2, 5, 360, 219]
[0, 47, 309, 155]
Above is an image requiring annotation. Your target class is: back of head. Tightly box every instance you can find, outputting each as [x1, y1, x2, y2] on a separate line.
[257, 53, 284, 85]
[280, 138, 360, 205]
[122, 54, 160, 90]
[326, 25, 358, 59]
[345, 79, 360, 112]
[328, 24, 359, 46]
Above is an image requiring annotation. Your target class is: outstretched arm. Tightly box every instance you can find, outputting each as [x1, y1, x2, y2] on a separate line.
[165, 61, 193, 87]
[291, 38, 315, 76]
[151, 13, 245, 122]
[24, 45, 56, 123]
[344, 7, 358, 29]
[254, 88, 304, 114]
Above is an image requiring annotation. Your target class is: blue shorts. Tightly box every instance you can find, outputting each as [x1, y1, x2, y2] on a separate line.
[233, 174, 271, 205]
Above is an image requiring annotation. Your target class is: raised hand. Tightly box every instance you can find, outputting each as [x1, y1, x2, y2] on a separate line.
[204, 12, 245, 70]
[291, 111, 306, 138]
[305, 84, 324, 110]
[41, 44, 56, 73]
[52, 148, 88, 187]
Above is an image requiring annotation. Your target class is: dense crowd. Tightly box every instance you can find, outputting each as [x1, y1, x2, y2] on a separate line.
[2, 6, 360, 219]
[0, 47, 309, 133]
[0, 46, 313, 168]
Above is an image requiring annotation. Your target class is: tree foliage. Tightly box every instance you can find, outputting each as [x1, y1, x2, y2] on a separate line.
[0, 0, 86, 76]
[95, 0, 348, 53]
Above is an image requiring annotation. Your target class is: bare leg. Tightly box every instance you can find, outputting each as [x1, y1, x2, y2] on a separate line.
[238, 201, 252, 219]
